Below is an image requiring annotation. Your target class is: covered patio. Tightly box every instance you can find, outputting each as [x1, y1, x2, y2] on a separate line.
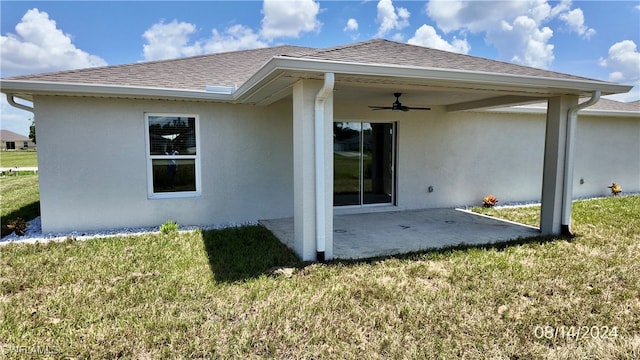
[261, 208, 540, 260]
[3, 39, 631, 262]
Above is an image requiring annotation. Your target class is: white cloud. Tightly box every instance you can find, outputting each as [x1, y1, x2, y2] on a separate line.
[599, 40, 640, 83]
[408, 25, 470, 54]
[204, 25, 268, 54]
[344, 18, 358, 32]
[559, 8, 595, 39]
[344, 18, 360, 40]
[142, 0, 321, 60]
[0, 8, 107, 77]
[426, 0, 529, 34]
[142, 21, 270, 61]
[260, 0, 322, 40]
[425, 0, 595, 69]
[375, 0, 410, 38]
[501, 16, 555, 69]
[142, 20, 203, 61]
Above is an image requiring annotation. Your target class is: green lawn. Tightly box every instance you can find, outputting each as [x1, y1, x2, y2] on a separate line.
[1, 194, 638, 358]
[0, 150, 38, 168]
[1, 152, 40, 235]
[0, 175, 40, 236]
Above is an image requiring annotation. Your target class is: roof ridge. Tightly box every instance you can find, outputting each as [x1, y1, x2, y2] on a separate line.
[308, 38, 387, 56]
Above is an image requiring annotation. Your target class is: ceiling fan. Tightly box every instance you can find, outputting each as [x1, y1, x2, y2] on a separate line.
[368, 93, 431, 111]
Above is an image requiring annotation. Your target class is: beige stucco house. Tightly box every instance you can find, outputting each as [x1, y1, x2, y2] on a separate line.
[0, 130, 35, 151]
[1, 39, 636, 261]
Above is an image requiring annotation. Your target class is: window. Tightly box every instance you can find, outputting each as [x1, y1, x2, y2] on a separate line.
[6, 142, 15, 150]
[145, 114, 200, 198]
[23, 141, 29, 149]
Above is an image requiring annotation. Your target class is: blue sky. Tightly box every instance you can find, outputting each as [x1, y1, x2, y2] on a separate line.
[1, 0, 639, 135]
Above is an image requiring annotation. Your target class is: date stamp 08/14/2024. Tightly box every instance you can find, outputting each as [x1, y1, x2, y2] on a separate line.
[0, 327, 622, 355]
[533, 325, 619, 340]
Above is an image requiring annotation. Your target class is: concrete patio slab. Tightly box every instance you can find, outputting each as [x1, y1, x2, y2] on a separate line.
[261, 208, 540, 260]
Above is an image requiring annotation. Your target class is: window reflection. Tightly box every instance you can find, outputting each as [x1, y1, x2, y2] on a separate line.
[148, 116, 197, 156]
[146, 115, 199, 197]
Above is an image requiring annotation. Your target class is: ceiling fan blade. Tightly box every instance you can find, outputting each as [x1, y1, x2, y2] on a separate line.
[369, 93, 431, 111]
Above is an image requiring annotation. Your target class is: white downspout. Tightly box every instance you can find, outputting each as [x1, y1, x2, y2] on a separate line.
[6, 94, 34, 112]
[561, 90, 600, 236]
[314, 73, 335, 262]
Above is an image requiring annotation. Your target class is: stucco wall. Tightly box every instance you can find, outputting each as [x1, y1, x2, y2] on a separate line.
[35, 96, 294, 233]
[335, 99, 639, 209]
[398, 108, 546, 209]
[335, 100, 546, 209]
[574, 115, 640, 198]
[34, 95, 638, 233]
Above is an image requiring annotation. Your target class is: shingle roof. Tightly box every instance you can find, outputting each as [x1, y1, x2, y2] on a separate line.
[0, 130, 30, 141]
[588, 98, 640, 111]
[292, 39, 597, 82]
[6, 45, 316, 91]
[6, 39, 607, 92]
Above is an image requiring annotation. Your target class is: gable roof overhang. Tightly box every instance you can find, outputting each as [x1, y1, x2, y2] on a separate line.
[1, 56, 632, 112]
[234, 56, 632, 110]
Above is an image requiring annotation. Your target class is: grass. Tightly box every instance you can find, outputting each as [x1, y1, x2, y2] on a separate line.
[0, 150, 37, 168]
[1, 195, 638, 358]
[1, 151, 40, 235]
[0, 175, 40, 237]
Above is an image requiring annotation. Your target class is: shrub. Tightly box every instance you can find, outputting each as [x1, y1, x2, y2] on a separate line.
[160, 220, 179, 235]
[482, 195, 499, 208]
[608, 182, 622, 196]
[4, 217, 27, 236]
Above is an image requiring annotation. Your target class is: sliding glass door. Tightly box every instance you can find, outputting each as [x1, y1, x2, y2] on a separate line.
[334, 122, 395, 207]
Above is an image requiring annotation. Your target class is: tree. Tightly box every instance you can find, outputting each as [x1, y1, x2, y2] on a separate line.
[29, 119, 36, 144]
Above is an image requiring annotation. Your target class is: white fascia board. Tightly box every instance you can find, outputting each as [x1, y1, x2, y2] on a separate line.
[237, 57, 632, 98]
[0, 80, 234, 102]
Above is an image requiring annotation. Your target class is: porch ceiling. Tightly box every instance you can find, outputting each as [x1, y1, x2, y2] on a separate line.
[236, 56, 630, 109]
[241, 70, 575, 111]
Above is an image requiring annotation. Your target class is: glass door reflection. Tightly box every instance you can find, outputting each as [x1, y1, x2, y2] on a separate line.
[334, 122, 395, 207]
[333, 122, 362, 206]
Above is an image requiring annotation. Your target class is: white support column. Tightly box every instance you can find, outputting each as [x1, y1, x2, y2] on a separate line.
[540, 95, 578, 235]
[321, 80, 334, 261]
[292, 79, 334, 261]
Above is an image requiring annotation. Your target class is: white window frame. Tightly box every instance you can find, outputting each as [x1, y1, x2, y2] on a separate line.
[144, 113, 201, 199]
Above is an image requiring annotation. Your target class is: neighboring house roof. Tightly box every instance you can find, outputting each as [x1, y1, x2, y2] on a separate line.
[587, 98, 640, 112]
[1, 39, 632, 110]
[0, 130, 30, 141]
[492, 98, 640, 118]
